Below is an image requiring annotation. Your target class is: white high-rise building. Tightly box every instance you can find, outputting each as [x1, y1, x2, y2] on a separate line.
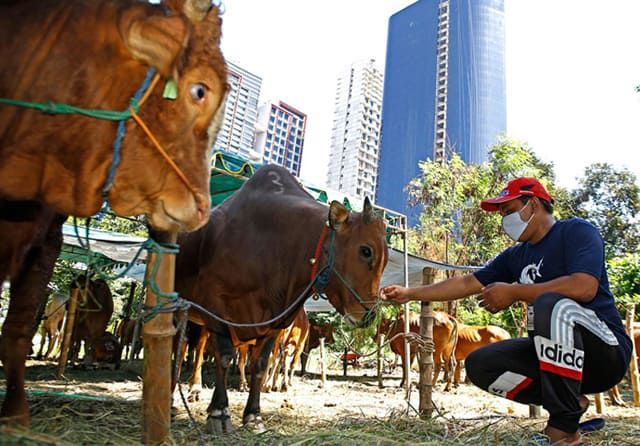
[213, 61, 262, 159]
[254, 100, 307, 177]
[326, 59, 383, 201]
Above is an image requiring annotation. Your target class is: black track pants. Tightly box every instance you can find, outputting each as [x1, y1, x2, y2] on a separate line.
[466, 293, 627, 433]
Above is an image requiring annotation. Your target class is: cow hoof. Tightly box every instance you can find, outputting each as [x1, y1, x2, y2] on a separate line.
[205, 408, 233, 434]
[243, 413, 265, 433]
[239, 384, 248, 392]
[187, 390, 200, 403]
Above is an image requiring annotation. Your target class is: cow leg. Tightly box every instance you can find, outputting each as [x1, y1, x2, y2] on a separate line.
[188, 329, 209, 402]
[454, 359, 462, 387]
[44, 331, 58, 360]
[0, 217, 62, 426]
[274, 347, 287, 392]
[36, 329, 47, 359]
[238, 345, 249, 392]
[243, 336, 276, 432]
[205, 331, 235, 434]
[288, 339, 306, 388]
[432, 350, 442, 386]
[608, 385, 626, 406]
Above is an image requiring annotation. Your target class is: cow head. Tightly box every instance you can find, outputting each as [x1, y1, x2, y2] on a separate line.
[111, 0, 228, 231]
[324, 197, 388, 327]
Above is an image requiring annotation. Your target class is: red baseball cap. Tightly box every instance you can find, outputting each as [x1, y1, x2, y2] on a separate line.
[480, 177, 554, 212]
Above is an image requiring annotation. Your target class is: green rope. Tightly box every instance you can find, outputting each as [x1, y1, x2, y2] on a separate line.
[141, 239, 183, 322]
[0, 97, 140, 121]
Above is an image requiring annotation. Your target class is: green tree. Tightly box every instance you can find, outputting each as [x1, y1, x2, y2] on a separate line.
[572, 163, 640, 258]
[407, 138, 571, 267]
[607, 254, 640, 320]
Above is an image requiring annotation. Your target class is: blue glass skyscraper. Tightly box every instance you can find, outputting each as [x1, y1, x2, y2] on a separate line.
[376, 0, 506, 224]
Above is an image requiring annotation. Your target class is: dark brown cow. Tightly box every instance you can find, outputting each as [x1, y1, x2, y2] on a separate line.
[174, 164, 388, 433]
[116, 318, 143, 361]
[69, 278, 114, 366]
[453, 324, 511, 385]
[0, 0, 226, 425]
[92, 332, 122, 369]
[36, 292, 68, 360]
[377, 311, 458, 390]
[300, 321, 335, 375]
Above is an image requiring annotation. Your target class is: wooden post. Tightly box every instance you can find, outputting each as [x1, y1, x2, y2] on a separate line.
[319, 337, 326, 388]
[418, 267, 436, 418]
[626, 304, 639, 406]
[57, 286, 79, 378]
[343, 346, 348, 377]
[142, 231, 177, 445]
[377, 333, 385, 389]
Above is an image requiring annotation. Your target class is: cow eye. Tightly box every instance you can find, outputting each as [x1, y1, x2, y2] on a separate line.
[190, 83, 207, 101]
[359, 245, 372, 259]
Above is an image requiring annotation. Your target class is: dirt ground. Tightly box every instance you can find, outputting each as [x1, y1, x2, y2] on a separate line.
[1, 352, 639, 445]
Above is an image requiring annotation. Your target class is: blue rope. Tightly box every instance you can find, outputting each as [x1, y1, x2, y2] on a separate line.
[314, 230, 336, 294]
[101, 67, 157, 199]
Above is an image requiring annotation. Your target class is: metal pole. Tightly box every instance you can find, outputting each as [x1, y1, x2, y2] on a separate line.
[403, 217, 411, 398]
[418, 267, 436, 418]
[142, 231, 177, 445]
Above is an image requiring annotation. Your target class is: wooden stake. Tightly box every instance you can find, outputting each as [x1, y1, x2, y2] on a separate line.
[377, 333, 385, 389]
[142, 231, 177, 445]
[626, 304, 639, 407]
[418, 267, 436, 418]
[57, 286, 79, 378]
[319, 337, 326, 388]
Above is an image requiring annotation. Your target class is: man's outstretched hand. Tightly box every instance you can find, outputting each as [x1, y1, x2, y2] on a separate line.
[379, 284, 412, 305]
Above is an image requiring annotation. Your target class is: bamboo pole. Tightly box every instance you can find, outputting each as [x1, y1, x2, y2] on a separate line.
[377, 333, 385, 389]
[57, 286, 79, 378]
[626, 304, 639, 406]
[418, 267, 436, 418]
[142, 231, 177, 445]
[319, 337, 326, 388]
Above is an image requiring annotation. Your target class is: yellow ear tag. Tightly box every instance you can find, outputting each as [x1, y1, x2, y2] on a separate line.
[163, 79, 178, 100]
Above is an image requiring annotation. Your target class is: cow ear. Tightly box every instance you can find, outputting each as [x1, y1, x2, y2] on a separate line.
[120, 11, 190, 78]
[362, 196, 375, 224]
[328, 200, 349, 231]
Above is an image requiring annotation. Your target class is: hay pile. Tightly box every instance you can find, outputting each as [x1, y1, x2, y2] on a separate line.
[1, 360, 639, 445]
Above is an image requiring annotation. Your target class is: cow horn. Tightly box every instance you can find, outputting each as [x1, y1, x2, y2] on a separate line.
[184, 0, 213, 22]
[362, 196, 375, 224]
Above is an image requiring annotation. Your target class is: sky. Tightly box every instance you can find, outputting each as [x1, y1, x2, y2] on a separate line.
[219, 0, 640, 190]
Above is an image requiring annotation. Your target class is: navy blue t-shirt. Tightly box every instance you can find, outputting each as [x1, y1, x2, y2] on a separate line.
[474, 218, 631, 362]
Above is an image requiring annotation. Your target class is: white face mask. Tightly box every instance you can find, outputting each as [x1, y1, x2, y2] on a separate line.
[501, 201, 533, 241]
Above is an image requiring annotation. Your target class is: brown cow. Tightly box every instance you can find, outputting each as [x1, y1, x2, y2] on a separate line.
[300, 321, 335, 375]
[36, 292, 68, 360]
[174, 165, 388, 433]
[69, 278, 114, 366]
[377, 311, 458, 390]
[453, 324, 511, 385]
[0, 0, 226, 425]
[0, 0, 227, 229]
[265, 310, 310, 392]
